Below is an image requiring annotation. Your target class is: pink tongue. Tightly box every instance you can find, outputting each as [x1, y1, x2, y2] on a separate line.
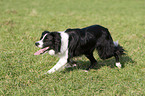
[34, 47, 49, 55]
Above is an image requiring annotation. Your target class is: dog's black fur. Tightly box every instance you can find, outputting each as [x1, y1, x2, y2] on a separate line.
[66, 25, 124, 69]
[35, 25, 125, 71]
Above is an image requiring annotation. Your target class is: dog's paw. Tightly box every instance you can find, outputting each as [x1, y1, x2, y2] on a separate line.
[83, 70, 89, 72]
[116, 62, 121, 69]
[72, 64, 77, 67]
[65, 64, 77, 68]
[44, 69, 55, 74]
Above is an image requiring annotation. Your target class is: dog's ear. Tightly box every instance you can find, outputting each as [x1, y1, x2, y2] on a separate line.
[53, 32, 61, 54]
[39, 31, 50, 40]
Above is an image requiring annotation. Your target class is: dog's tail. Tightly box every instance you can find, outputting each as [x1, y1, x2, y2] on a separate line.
[113, 40, 125, 56]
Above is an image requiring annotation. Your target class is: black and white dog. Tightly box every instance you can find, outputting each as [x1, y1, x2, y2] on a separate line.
[34, 25, 125, 74]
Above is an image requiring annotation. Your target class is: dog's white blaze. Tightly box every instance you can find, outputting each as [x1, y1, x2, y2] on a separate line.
[37, 33, 48, 48]
[116, 62, 121, 68]
[46, 31, 69, 74]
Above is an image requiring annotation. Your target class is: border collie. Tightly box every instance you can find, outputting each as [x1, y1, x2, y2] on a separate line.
[34, 25, 125, 74]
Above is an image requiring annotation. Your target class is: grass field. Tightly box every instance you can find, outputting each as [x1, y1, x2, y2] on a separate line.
[0, 0, 145, 95]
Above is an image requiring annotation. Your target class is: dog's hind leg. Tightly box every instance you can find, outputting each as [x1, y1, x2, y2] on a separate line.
[85, 53, 97, 70]
[65, 59, 77, 68]
[113, 41, 125, 68]
[114, 54, 121, 68]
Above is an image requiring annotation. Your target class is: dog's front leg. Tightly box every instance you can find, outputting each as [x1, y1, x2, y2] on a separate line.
[46, 58, 67, 74]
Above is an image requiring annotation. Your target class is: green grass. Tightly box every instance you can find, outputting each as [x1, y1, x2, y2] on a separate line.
[0, 0, 145, 95]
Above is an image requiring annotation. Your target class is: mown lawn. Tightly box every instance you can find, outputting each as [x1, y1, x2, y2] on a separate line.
[0, 0, 145, 95]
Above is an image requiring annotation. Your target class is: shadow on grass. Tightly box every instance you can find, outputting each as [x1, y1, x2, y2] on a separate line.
[65, 55, 135, 72]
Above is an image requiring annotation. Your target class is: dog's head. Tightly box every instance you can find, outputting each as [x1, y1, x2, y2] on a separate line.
[35, 31, 53, 49]
[34, 31, 61, 55]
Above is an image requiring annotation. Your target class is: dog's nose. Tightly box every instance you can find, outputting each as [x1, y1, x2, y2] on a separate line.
[35, 42, 39, 46]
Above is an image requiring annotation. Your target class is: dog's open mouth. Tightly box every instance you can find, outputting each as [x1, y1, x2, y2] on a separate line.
[34, 47, 49, 55]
